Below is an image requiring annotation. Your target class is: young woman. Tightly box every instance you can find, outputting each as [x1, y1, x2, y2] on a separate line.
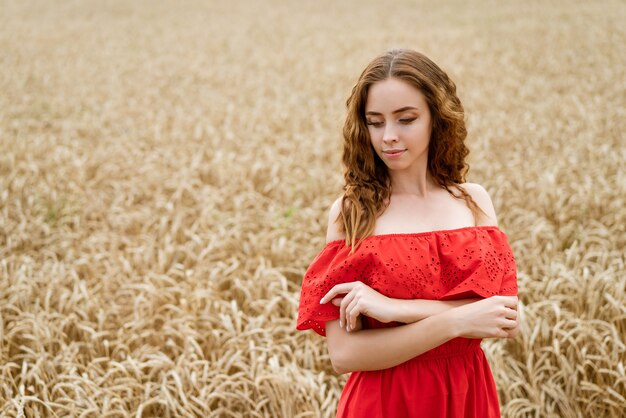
[296, 49, 521, 417]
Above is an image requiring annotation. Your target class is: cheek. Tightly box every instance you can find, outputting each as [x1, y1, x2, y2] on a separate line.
[367, 127, 381, 141]
[407, 123, 430, 137]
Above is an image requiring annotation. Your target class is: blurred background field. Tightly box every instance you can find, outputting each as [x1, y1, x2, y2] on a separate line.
[1, 0, 625, 416]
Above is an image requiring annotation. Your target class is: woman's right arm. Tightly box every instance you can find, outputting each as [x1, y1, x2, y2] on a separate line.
[326, 312, 456, 374]
[326, 295, 518, 374]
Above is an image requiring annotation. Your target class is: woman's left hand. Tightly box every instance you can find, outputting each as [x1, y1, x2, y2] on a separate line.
[319, 281, 397, 331]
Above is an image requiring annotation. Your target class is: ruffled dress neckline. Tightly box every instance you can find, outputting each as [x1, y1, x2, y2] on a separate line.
[324, 225, 504, 246]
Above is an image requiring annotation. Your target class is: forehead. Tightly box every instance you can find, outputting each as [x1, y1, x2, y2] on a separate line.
[365, 77, 427, 112]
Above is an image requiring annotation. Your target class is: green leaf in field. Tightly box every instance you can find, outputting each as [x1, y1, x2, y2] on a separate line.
[283, 206, 297, 219]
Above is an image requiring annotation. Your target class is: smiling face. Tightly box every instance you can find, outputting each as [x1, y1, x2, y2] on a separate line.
[364, 77, 433, 172]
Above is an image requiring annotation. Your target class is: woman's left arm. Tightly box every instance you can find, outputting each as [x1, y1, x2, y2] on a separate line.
[320, 281, 521, 336]
[320, 282, 483, 331]
[391, 298, 482, 324]
[394, 296, 522, 339]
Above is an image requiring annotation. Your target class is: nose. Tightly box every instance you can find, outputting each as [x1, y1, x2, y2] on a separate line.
[382, 123, 398, 143]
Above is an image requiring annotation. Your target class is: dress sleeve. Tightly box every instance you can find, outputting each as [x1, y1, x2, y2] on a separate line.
[498, 236, 518, 296]
[296, 241, 354, 337]
[439, 228, 519, 300]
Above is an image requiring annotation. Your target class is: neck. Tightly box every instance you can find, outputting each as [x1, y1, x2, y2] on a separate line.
[388, 160, 438, 198]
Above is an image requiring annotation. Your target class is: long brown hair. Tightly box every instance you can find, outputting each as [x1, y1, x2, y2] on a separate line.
[337, 48, 488, 253]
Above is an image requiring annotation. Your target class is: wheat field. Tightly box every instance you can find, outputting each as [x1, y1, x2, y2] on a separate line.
[1, 0, 625, 417]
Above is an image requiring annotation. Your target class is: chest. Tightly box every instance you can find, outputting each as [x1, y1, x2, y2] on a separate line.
[373, 193, 475, 236]
[352, 235, 509, 301]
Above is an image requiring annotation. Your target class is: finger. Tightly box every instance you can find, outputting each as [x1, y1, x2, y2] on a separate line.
[490, 327, 508, 339]
[504, 296, 519, 309]
[344, 292, 356, 331]
[331, 297, 343, 306]
[503, 322, 520, 332]
[320, 282, 357, 304]
[340, 291, 356, 329]
[319, 286, 341, 304]
[501, 318, 517, 329]
[504, 307, 517, 320]
[345, 296, 360, 331]
[506, 328, 520, 338]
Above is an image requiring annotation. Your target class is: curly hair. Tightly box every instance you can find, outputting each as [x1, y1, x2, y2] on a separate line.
[337, 48, 488, 253]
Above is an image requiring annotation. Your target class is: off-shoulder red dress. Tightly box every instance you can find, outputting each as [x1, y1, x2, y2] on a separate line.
[295, 225, 518, 418]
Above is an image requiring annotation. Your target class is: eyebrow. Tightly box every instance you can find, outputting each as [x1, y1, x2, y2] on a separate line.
[365, 106, 419, 116]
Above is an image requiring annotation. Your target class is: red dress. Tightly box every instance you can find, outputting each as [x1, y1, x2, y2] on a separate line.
[296, 225, 518, 418]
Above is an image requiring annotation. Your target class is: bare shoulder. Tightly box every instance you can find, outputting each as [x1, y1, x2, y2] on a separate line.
[326, 195, 346, 243]
[458, 182, 499, 227]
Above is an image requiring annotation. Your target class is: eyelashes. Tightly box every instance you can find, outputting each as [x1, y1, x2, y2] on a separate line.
[366, 118, 417, 127]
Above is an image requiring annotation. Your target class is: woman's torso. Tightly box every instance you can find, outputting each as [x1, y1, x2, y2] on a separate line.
[333, 187, 504, 417]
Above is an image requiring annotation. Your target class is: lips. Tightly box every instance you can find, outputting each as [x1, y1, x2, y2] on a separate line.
[383, 149, 406, 156]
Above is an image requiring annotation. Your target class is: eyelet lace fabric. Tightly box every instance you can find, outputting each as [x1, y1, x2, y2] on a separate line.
[296, 225, 518, 337]
[295, 225, 518, 417]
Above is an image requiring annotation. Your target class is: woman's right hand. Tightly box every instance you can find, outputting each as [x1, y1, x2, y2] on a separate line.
[444, 295, 519, 339]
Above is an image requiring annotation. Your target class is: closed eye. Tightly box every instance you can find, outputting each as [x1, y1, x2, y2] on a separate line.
[366, 117, 416, 127]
